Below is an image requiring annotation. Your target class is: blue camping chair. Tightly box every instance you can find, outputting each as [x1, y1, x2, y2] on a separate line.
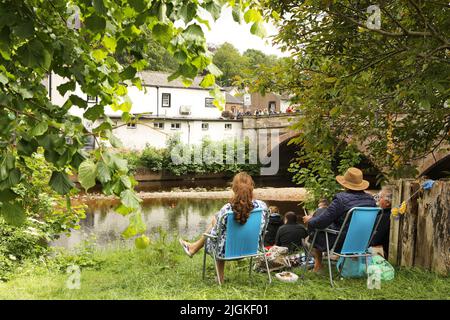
[305, 207, 382, 287]
[202, 207, 272, 285]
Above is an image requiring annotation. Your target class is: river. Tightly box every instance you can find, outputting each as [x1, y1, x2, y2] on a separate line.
[52, 196, 304, 249]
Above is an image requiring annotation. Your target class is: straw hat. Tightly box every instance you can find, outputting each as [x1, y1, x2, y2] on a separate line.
[336, 167, 369, 191]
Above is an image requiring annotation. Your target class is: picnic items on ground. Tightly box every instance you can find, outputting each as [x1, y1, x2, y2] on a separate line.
[275, 271, 299, 283]
[254, 246, 314, 272]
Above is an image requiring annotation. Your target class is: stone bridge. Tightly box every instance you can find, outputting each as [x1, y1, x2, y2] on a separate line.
[242, 114, 449, 178]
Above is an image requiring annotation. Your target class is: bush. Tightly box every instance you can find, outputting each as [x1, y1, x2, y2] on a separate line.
[0, 150, 86, 281]
[124, 137, 262, 177]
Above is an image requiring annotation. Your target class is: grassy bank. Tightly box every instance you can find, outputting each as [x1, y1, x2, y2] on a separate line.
[0, 238, 448, 300]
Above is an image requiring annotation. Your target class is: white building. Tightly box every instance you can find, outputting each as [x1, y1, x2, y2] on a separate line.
[48, 71, 243, 150]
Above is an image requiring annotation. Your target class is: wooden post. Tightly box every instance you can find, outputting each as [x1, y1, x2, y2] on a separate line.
[400, 181, 420, 268]
[388, 180, 403, 266]
[428, 180, 449, 275]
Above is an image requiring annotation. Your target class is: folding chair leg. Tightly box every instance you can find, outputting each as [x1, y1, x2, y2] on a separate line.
[325, 232, 334, 287]
[249, 257, 253, 277]
[214, 258, 222, 285]
[202, 248, 207, 280]
[263, 252, 272, 284]
[304, 232, 317, 273]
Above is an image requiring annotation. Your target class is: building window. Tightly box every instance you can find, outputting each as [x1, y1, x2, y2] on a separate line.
[87, 95, 98, 104]
[171, 123, 181, 130]
[205, 98, 215, 108]
[225, 123, 232, 130]
[127, 123, 137, 129]
[202, 123, 209, 131]
[162, 93, 171, 108]
[154, 122, 164, 129]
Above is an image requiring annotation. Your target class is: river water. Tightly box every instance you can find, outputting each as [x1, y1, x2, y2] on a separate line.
[52, 198, 303, 249]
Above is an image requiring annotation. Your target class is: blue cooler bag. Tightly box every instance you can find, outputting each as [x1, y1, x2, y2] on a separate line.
[336, 256, 367, 278]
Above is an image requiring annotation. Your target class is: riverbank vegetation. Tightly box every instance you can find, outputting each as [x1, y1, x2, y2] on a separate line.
[124, 137, 261, 177]
[0, 236, 448, 300]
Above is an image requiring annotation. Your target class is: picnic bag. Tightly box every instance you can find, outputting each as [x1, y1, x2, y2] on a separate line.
[368, 255, 395, 281]
[336, 256, 367, 278]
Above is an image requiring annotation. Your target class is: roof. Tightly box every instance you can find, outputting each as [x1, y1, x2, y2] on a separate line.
[225, 93, 244, 105]
[139, 71, 214, 90]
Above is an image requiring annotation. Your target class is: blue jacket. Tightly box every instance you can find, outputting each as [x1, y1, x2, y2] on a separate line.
[308, 191, 376, 230]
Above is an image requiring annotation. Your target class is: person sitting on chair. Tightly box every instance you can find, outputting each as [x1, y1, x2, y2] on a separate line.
[264, 206, 283, 247]
[275, 211, 308, 253]
[302, 167, 376, 272]
[179, 172, 268, 283]
[370, 185, 392, 259]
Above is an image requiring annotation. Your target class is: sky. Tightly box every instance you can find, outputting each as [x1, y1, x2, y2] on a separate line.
[203, 7, 288, 57]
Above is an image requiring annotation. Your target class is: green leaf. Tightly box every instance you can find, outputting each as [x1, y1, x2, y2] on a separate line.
[0, 189, 17, 202]
[232, 7, 242, 23]
[115, 204, 133, 216]
[93, 0, 107, 15]
[244, 9, 262, 23]
[129, 0, 147, 12]
[207, 64, 223, 77]
[120, 189, 141, 209]
[179, 3, 197, 22]
[250, 21, 266, 38]
[96, 161, 111, 184]
[102, 36, 117, 53]
[92, 48, 108, 62]
[122, 212, 146, 238]
[205, 2, 221, 20]
[12, 21, 34, 39]
[0, 202, 26, 226]
[120, 175, 132, 189]
[120, 66, 137, 80]
[84, 104, 104, 121]
[69, 95, 88, 109]
[17, 39, 52, 70]
[57, 80, 76, 96]
[184, 24, 204, 39]
[49, 171, 74, 195]
[152, 23, 172, 44]
[85, 14, 106, 33]
[200, 74, 215, 88]
[30, 121, 48, 136]
[78, 160, 97, 191]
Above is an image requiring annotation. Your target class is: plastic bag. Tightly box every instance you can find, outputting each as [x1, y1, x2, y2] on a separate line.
[368, 255, 395, 281]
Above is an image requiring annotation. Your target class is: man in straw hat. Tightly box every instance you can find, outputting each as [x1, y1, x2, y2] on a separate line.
[303, 167, 376, 272]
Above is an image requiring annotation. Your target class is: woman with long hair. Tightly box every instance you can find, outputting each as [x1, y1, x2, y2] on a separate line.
[179, 172, 268, 283]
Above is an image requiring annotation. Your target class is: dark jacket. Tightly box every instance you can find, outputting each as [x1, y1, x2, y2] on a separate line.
[370, 208, 391, 258]
[264, 214, 283, 246]
[308, 191, 376, 245]
[275, 223, 308, 252]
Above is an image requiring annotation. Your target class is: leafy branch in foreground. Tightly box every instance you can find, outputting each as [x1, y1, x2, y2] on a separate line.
[0, 0, 272, 242]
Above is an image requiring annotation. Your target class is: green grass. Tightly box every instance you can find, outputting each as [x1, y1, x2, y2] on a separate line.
[0, 239, 448, 300]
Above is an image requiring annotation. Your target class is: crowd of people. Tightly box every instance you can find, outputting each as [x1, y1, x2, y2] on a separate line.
[179, 168, 392, 283]
[223, 106, 300, 120]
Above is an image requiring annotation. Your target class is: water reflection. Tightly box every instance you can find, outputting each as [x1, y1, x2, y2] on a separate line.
[52, 198, 303, 250]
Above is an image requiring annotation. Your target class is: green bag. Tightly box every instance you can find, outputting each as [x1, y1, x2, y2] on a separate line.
[368, 255, 395, 281]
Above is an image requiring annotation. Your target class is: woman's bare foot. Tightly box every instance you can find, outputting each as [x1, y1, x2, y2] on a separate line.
[179, 239, 194, 257]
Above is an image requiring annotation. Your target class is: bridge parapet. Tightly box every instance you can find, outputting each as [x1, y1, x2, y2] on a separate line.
[242, 114, 302, 130]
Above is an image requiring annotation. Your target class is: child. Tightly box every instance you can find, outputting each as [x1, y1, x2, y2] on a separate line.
[275, 211, 308, 252]
[264, 206, 283, 247]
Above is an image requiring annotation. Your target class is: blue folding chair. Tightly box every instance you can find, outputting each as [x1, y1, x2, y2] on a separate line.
[305, 207, 382, 287]
[202, 207, 272, 285]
